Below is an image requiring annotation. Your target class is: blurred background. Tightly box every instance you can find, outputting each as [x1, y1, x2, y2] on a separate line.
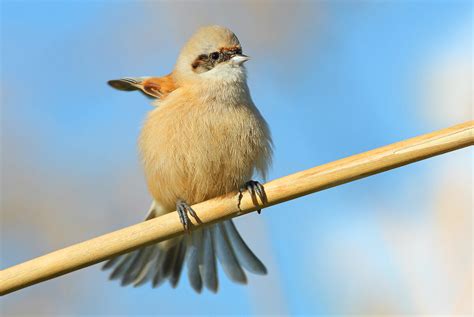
[1, 0, 472, 316]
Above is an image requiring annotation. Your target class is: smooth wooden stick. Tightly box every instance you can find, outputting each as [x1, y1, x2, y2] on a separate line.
[1, 121, 473, 295]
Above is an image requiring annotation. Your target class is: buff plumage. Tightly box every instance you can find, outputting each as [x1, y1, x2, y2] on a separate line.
[104, 25, 272, 292]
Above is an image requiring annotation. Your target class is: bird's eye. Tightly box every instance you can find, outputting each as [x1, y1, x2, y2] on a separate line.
[210, 52, 220, 60]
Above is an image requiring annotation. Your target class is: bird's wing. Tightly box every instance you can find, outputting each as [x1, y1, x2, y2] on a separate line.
[107, 73, 178, 101]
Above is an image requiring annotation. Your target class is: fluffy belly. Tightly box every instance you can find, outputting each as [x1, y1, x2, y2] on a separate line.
[147, 151, 252, 210]
[139, 104, 264, 211]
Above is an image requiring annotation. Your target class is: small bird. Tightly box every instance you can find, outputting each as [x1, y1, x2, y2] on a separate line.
[103, 25, 273, 293]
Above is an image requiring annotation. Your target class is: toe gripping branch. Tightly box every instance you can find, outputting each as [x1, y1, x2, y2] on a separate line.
[176, 200, 202, 234]
[238, 180, 268, 214]
[177, 180, 268, 234]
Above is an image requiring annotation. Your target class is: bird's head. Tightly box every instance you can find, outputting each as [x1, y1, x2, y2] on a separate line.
[174, 25, 249, 85]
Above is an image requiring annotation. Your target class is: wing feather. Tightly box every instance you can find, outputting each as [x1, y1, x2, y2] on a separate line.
[107, 73, 177, 101]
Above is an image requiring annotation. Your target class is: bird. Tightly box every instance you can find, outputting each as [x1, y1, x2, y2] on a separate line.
[103, 25, 273, 293]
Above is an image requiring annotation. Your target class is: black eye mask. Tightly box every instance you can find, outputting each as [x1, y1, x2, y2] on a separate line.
[191, 47, 243, 73]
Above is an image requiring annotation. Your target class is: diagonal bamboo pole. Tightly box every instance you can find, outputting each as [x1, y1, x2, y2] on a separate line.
[1, 121, 473, 296]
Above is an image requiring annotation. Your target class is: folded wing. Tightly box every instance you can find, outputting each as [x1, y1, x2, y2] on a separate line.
[108, 73, 177, 101]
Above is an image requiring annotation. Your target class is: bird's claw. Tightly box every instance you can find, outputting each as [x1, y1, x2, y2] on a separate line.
[176, 199, 201, 234]
[237, 180, 268, 214]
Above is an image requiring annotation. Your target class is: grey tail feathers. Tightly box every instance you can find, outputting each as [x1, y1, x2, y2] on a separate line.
[102, 219, 266, 293]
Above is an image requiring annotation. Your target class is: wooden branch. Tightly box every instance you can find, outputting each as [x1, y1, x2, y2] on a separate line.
[1, 121, 473, 296]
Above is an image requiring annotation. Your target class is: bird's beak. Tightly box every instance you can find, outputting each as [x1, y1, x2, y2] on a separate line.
[231, 54, 250, 66]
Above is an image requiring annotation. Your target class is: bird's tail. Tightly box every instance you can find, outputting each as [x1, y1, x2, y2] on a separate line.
[102, 206, 266, 293]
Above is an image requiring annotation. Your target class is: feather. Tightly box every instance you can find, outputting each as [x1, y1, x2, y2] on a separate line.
[223, 220, 267, 275]
[120, 245, 155, 286]
[170, 241, 186, 287]
[109, 251, 136, 281]
[186, 230, 203, 293]
[108, 74, 177, 100]
[212, 223, 247, 284]
[201, 228, 218, 292]
[102, 254, 122, 270]
[133, 246, 160, 287]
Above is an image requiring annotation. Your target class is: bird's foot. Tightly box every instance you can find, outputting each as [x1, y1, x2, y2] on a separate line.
[176, 199, 201, 234]
[238, 180, 268, 214]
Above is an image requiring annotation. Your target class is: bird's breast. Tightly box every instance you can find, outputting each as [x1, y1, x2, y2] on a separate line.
[139, 94, 271, 210]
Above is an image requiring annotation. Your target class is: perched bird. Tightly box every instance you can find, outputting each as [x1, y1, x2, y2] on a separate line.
[103, 25, 272, 293]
